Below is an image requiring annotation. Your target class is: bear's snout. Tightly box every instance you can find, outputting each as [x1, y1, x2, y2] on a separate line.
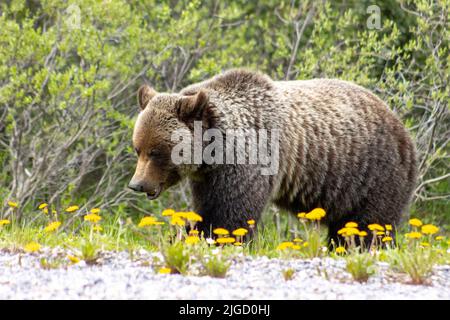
[128, 180, 162, 200]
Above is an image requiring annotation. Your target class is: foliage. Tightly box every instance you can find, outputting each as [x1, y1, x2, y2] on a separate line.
[0, 0, 447, 225]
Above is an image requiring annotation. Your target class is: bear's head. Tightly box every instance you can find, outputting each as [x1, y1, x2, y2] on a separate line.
[128, 84, 214, 199]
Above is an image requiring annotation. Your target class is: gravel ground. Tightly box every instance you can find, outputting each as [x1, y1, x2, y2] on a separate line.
[0, 248, 449, 300]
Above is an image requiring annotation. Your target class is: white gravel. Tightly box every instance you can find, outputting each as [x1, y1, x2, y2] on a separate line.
[0, 249, 449, 300]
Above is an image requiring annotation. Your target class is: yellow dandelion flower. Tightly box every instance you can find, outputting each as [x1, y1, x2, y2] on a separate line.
[234, 242, 243, 246]
[345, 222, 358, 228]
[335, 246, 346, 254]
[358, 231, 368, 237]
[292, 245, 301, 250]
[90, 208, 100, 214]
[420, 242, 430, 247]
[38, 203, 48, 210]
[24, 242, 40, 253]
[405, 232, 422, 239]
[297, 212, 306, 219]
[159, 267, 171, 274]
[382, 236, 393, 242]
[305, 208, 326, 221]
[65, 205, 79, 213]
[293, 238, 303, 242]
[170, 216, 185, 226]
[338, 227, 359, 237]
[277, 242, 294, 250]
[232, 228, 248, 236]
[213, 228, 229, 236]
[303, 241, 309, 247]
[435, 236, 444, 241]
[0, 219, 11, 226]
[421, 224, 439, 235]
[43, 207, 49, 214]
[247, 219, 255, 225]
[216, 237, 235, 244]
[376, 231, 385, 236]
[44, 221, 61, 233]
[385, 224, 393, 231]
[185, 236, 200, 245]
[189, 229, 199, 236]
[138, 216, 157, 227]
[368, 224, 384, 232]
[67, 255, 80, 264]
[7, 201, 18, 208]
[174, 211, 189, 219]
[84, 213, 101, 223]
[185, 211, 203, 222]
[162, 209, 175, 216]
[93, 225, 103, 232]
[409, 218, 423, 227]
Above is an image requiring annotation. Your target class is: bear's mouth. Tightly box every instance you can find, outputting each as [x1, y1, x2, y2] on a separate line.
[146, 185, 162, 200]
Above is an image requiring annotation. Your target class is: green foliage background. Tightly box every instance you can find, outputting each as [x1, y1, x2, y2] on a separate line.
[0, 0, 448, 226]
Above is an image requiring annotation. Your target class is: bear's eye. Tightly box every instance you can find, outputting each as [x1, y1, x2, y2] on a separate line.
[135, 148, 140, 156]
[148, 149, 161, 158]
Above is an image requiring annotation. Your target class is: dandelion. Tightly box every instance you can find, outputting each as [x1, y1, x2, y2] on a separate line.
[277, 242, 294, 250]
[38, 203, 48, 210]
[420, 242, 430, 247]
[43, 207, 49, 214]
[7, 201, 18, 208]
[292, 245, 301, 250]
[385, 224, 393, 231]
[405, 232, 422, 239]
[293, 238, 303, 243]
[213, 228, 229, 236]
[185, 211, 202, 222]
[305, 208, 326, 220]
[376, 231, 385, 236]
[138, 216, 159, 227]
[93, 225, 103, 232]
[159, 267, 171, 274]
[368, 224, 384, 232]
[44, 221, 61, 233]
[345, 222, 358, 228]
[234, 242, 243, 246]
[335, 246, 346, 254]
[297, 212, 306, 219]
[170, 216, 185, 226]
[435, 236, 444, 241]
[162, 209, 175, 216]
[421, 224, 439, 235]
[232, 228, 248, 237]
[338, 227, 359, 237]
[65, 205, 79, 213]
[185, 236, 200, 245]
[90, 208, 100, 214]
[303, 241, 309, 247]
[382, 236, 393, 242]
[0, 219, 10, 226]
[247, 219, 255, 226]
[24, 242, 40, 253]
[358, 231, 368, 237]
[67, 255, 80, 264]
[216, 237, 235, 244]
[84, 213, 102, 223]
[189, 229, 199, 236]
[409, 218, 423, 227]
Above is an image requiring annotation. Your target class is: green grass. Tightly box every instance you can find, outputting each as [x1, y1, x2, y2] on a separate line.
[0, 204, 448, 283]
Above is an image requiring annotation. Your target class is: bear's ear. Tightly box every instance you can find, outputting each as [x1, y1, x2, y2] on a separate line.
[137, 85, 157, 111]
[176, 90, 209, 124]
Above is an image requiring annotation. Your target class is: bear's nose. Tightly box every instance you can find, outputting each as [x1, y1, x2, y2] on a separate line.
[128, 182, 144, 192]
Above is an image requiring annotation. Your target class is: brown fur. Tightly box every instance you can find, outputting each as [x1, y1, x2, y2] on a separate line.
[129, 69, 417, 243]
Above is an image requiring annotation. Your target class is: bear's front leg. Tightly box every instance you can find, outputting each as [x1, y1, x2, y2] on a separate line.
[190, 165, 272, 237]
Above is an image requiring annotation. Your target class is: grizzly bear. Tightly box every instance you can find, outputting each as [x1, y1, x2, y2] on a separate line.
[128, 69, 417, 244]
